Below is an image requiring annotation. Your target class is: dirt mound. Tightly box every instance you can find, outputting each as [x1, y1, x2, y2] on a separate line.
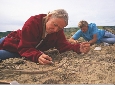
[0, 43, 115, 84]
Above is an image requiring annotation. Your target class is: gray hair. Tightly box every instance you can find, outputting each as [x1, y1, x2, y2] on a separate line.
[47, 9, 68, 25]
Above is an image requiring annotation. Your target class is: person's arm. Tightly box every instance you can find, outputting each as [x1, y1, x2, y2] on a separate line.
[68, 30, 81, 44]
[88, 34, 97, 45]
[18, 15, 45, 63]
[88, 23, 98, 45]
[55, 30, 90, 54]
[68, 37, 78, 44]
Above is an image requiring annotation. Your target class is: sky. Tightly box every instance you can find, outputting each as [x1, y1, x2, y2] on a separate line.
[0, 0, 115, 31]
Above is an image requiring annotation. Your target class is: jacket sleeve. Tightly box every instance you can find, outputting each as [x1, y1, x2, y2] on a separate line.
[72, 29, 81, 40]
[18, 16, 43, 63]
[55, 30, 81, 54]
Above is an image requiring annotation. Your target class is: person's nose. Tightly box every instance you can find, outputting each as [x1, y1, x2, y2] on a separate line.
[82, 29, 85, 32]
[82, 29, 84, 32]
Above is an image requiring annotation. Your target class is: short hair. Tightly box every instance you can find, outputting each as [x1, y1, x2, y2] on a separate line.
[47, 9, 68, 25]
[78, 20, 88, 28]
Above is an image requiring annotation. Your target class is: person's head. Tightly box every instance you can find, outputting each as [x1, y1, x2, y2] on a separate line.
[78, 20, 88, 33]
[45, 9, 68, 34]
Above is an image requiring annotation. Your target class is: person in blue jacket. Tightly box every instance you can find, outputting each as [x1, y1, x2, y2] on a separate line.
[68, 20, 115, 45]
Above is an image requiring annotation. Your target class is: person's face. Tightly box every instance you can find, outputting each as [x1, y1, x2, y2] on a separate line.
[81, 26, 88, 33]
[46, 17, 67, 34]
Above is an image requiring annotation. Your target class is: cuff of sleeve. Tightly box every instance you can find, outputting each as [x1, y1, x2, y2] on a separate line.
[34, 52, 43, 63]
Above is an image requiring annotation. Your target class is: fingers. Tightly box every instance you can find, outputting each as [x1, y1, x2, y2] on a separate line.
[38, 59, 44, 64]
[81, 42, 90, 46]
[38, 54, 53, 65]
[80, 42, 90, 53]
[84, 47, 90, 53]
[42, 54, 52, 61]
[68, 39, 79, 44]
[80, 42, 90, 50]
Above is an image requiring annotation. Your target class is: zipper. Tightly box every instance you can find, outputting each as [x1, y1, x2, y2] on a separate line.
[35, 39, 44, 48]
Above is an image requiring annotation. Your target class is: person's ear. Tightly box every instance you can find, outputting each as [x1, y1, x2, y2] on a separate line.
[47, 14, 52, 20]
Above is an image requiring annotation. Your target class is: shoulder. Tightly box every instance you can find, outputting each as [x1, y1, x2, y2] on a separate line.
[34, 14, 47, 18]
[77, 29, 82, 32]
[89, 23, 96, 27]
[24, 14, 47, 25]
[29, 14, 47, 21]
[27, 14, 46, 20]
[88, 23, 97, 29]
[76, 29, 82, 33]
[74, 29, 82, 35]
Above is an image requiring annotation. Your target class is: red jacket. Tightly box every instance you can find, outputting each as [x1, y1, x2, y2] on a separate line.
[0, 14, 81, 62]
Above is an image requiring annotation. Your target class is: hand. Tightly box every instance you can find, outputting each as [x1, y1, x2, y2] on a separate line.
[68, 39, 78, 44]
[38, 53, 53, 64]
[80, 42, 90, 53]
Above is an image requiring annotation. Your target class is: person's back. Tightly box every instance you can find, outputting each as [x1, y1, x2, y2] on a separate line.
[87, 23, 105, 43]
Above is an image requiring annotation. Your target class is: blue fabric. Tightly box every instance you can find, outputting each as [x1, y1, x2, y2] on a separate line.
[0, 37, 21, 60]
[101, 31, 115, 44]
[72, 23, 105, 43]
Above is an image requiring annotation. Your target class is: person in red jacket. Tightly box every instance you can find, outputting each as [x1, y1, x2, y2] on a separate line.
[0, 9, 90, 64]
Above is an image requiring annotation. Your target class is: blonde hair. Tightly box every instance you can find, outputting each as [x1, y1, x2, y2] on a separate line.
[78, 20, 88, 28]
[47, 9, 68, 25]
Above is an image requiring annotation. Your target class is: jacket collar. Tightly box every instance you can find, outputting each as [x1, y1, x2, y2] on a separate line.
[42, 16, 47, 39]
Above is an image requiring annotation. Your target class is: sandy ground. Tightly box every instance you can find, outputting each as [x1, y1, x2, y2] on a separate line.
[0, 27, 115, 84]
[0, 43, 115, 84]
